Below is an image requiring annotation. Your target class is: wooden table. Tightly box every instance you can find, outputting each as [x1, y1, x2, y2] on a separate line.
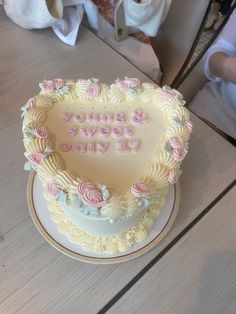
[0, 8, 236, 314]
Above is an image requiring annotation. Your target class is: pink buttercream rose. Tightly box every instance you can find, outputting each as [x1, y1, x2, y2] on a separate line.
[78, 182, 105, 207]
[131, 183, 149, 198]
[116, 79, 130, 91]
[172, 147, 187, 161]
[169, 136, 184, 149]
[34, 126, 48, 138]
[85, 83, 100, 98]
[161, 86, 183, 99]
[28, 152, 44, 164]
[124, 77, 141, 88]
[47, 181, 61, 196]
[40, 80, 54, 93]
[53, 78, 64, 90]
[24, 98, 35, 110]
[168, 169, 182, 184]
[77, 182, 95, 195]
[116, 77, 141, 91]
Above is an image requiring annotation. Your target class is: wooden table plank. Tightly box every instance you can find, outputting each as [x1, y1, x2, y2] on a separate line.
[109, 185, 236, 314]
[0, 8, 236, 314]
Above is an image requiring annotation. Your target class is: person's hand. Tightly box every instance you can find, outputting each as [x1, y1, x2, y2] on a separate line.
[209, 52, 236, 84]
[222, 55, 236, 84]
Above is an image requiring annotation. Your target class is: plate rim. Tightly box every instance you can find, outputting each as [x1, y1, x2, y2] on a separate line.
[27, 171, 180, 264]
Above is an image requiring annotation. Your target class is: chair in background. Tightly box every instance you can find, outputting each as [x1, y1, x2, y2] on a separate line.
[151, 0, 213, 86]
[175, 5, 235, 106]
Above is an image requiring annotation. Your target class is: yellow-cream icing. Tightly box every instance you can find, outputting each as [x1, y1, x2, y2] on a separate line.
[22, 78, 192, 254]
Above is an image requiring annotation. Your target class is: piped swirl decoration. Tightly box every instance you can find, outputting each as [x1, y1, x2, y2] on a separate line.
[77, 182, 107, 207]
[22, 78, 192, 236]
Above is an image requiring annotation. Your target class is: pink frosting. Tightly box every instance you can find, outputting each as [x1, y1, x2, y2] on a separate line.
[186, 120, 193, 133]
[53, 78, 64, 89]
[34, 126, 48, 138]
[75, 113, 86, 123]
[80, 128, 97, 137]
[28, 152, 44, 164]
[58, 143, 72, 152]
[172, 147, 187, 161]
[78, 182, 105, 207]
[125, 77, 141, 88]
[67, 127, 78, 137]
[41, 80, 54, 93]
[131, 183, 149, 198]
[161, 86, 183, 99]
[115, 113, 126, 123]
[116, 77, 140, 91]
[100, 127, 111, 137]
[129, 139, 140, 152]
[116, 140, 129, 153]
[40, 79, 64, 92]
[47, 181, 61, 196]
[112, 127, 123, 137]
[24, 98, 35, 110]
[85, 83, 100, 98]
[132, 109, 148, 124]
[96, 142, 109, 154]
[169, 136, 184, 149]
[168, 169, 182, 184]
[62, 112, 73, 122]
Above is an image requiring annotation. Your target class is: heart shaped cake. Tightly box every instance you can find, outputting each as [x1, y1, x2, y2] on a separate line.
[22, 78, 192, 254]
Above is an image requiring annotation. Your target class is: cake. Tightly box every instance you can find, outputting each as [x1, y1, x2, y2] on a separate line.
[22, 78, 192, 255]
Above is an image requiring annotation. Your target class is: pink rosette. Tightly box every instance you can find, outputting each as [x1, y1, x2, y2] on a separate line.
[53, 78, 64, 90]
[169, 136, 184, 149]
[85, 83, 100, 98]
[40, 80, 54, 93]
[34, 126, 48, 138]
[78, 182, 105, 207]
[28, 151, 44, 164]
[116, 77, 141, 91]
[168, 169, 182, 184]
[186, 120, 193, 133]
[24, 98, 35, 110]
[172, 147, 187, 161]
[124, 77, 141, 88]
[116, 79, 129, 92]
[47, 181, 61, 196]
[131, 183, 149, 198]
[161, 86, 183, 99]
[77, 182, 96, 196]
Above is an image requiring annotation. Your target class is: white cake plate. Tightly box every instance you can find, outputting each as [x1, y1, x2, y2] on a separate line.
[27, 171, 180, 264]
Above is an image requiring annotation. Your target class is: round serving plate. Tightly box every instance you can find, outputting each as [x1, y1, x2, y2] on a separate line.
[27, 171, 180, 264]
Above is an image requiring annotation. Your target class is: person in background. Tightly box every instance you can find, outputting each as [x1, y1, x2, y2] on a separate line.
[190, 8, 236, 143]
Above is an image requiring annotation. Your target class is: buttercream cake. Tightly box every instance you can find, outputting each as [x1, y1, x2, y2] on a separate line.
[22, 78, 192, 255]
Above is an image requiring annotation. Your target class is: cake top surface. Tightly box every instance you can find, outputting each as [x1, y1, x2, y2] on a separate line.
[22, 78, 192, 220]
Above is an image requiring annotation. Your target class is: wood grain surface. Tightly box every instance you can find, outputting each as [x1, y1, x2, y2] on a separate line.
[109, 186, 236, 314]
[0, 7, 235, 314]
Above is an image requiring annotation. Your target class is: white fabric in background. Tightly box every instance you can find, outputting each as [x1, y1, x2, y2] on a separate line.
[52, 0, 164, 81]
[4, 0, 169, 81]
[190, 9, 236, 139]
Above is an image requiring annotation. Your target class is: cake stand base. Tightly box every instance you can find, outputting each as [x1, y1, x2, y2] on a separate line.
[27, 171, 180, 264]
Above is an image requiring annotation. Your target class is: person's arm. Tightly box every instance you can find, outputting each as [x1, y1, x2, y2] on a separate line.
[204, 8, 236, 83]
[209, 51, 236, 84]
